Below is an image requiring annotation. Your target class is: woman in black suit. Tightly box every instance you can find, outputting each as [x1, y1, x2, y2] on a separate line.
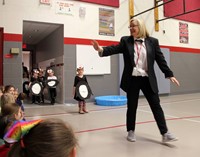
[92, 18, 180, 143]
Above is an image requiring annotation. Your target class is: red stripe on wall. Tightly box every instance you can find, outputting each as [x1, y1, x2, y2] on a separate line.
[64, 37, 200, 54]
[64, 37, 119, 46]
[4, 33, 22, 42]
[3, 34, 200, 54]
[160, 45, 200, 53]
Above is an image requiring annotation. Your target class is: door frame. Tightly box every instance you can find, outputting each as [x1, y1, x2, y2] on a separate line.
[0, 28, 3, 85]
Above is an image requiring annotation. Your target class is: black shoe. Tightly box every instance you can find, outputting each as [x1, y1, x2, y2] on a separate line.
[50, 101, 54, 105]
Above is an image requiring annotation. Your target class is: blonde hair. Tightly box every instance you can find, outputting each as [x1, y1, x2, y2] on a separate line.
[130, 18, 149, 38]
[1, 103, 20, 117]
[1, 103, 21, 133]
[1, 93, 15, 114]
[0, 85, 4, 93]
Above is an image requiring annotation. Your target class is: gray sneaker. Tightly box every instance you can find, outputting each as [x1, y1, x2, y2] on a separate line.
[162, 132, 178, 143]
[127, 130, 136, 142]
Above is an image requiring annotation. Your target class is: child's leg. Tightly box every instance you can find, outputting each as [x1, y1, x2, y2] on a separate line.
[52, 88, 57, 103]
[78, 101, 84, 114]
[32, 95, 36, 103]
[49, 88, 54, 104]
[50, 88, 56, 104]
[83, 100, 89, 113]
[41, 93, 44, 103]
[36, 95, 41, 103]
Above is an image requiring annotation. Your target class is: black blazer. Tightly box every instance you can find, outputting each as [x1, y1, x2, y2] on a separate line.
[102, 36, 174, 93]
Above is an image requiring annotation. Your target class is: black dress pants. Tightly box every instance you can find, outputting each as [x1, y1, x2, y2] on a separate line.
[126, 76, 168, 135]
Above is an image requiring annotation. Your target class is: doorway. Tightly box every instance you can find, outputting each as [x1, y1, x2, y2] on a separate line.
[22, 51, 31, 73]
[22, 21, 64, 103]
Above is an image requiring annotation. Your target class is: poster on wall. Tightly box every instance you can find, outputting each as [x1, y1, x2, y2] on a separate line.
[55, 1, 74, 15]
[40, 0, 51, 5]
[99, 8, 115, 36]
[179, 22, 188, 44]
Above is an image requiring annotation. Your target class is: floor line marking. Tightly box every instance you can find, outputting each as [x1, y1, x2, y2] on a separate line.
[138, 109, 200, 123]
[75, 115, 200, 133]
[25, 96, 200, 118]
[24, 96, 200, 109]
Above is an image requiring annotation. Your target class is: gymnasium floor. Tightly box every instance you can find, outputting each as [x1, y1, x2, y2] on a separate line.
[24, 92, 200, 157]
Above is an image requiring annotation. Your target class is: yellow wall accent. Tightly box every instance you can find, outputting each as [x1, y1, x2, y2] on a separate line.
[129, 0, 134, 19]
[154, 0, 159, 31]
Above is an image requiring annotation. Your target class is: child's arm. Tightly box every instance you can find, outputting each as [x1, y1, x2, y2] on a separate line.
[72, 87, 76, 97]
[83, 75, 88, 83]
[73, 76, 78, 97]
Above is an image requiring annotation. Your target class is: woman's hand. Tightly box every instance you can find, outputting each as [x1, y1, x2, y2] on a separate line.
[91, 40, 103, 52]
[169, 77, 180, 86]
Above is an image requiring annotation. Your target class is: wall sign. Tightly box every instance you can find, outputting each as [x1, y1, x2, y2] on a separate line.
[40, 0, 51, 5]
[179, 22, 188, 44]
[99, 8, 115, 36]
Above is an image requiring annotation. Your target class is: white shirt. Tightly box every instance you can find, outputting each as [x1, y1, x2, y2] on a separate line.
[132, 39, 148, 77]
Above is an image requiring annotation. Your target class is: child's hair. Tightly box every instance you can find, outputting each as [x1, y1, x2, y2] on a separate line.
[0, 85, 5, 93]
[8, 118, 77, 157]
[76, 66, 84, 71]
[47, 69, 54, 74]
[1, 103, 20, 117]
[32, 69, 39, 74]
[1, 93, 15, 114]
[0, 86, 4, 99]
[4, 85, 15, 94]
[0, 103, 21, 139]
[17, 93, 26, 101]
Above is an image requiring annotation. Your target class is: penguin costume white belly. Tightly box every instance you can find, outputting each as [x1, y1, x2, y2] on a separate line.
[74, 81, 92, 101]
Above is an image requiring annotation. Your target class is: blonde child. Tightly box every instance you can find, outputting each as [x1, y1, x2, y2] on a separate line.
[47, 69, 57, 105]
[0, 102, 24, 141]
[73, 66, 91, 114]
[0, 102, 24, 156]
[0, 93, 15, 114]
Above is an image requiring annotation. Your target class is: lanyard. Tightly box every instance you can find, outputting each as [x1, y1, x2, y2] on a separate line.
[135, 42, 143, 65]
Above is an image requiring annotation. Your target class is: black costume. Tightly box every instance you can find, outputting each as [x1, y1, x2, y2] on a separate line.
[73, 75, 91, 101]
[30, 77, 41, 104]
[38, 75, 46, 103]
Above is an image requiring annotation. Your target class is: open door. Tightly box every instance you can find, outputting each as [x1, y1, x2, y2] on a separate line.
[0, 28, 3, 85]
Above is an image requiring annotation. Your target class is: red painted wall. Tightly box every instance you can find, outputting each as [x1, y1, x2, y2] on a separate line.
[163, 0, 200, 24]
[80, 0, 119, 8]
